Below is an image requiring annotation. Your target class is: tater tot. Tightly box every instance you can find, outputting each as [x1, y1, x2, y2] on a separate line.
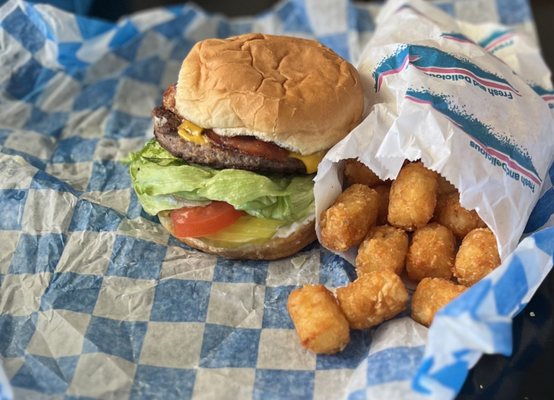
[356, 225, 408, 276]
[436, 174, 457, 195]
[287, 285, 350, 354]
[320, 184, 380, 252]
[336, 270, 408, 330]
[434, 192, 486, 238]
[373, 184, 390, 225]
[387, 162, 438, 231]
[411, 278, 466, 327]
[343, 158, 382, 187]
[454, 228, 501, 286]
[406, 223, 456, 282]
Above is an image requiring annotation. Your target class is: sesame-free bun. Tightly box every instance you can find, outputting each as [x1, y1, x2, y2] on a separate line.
[175, 33, 364, 155]
[158, 213, 316, 260]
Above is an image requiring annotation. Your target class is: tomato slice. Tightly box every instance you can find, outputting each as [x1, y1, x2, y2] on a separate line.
[170, 201, 246, 237]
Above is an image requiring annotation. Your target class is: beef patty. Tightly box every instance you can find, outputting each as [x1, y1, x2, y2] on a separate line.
[152, 106, 307, 174]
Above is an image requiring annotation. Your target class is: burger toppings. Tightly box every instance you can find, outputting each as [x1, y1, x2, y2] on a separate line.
[126, 33, 365, 259]
[170, 201, 245, 237]
[204, 130, 290, 162]
[125, 141, 316, 249]
[188, 215, 290, 247]
[288, 151, 326, 175]
[160, 85, 326, 173]
[177, 119, 207, 145]
[153, 107, 308, 174]
[126, 139, 313, 219]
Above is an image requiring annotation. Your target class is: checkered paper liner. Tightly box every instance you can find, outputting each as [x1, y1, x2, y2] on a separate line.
[0, 0, 551, 399]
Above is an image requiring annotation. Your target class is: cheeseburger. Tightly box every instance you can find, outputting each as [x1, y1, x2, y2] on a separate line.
[126, 33, 363, 260]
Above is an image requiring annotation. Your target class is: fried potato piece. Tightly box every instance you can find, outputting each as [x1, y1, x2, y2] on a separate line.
[287, 285, 350, 354]
[406, 223, 456, 282]
[437, 174, 457, 195]
[320, 184, 380, 252]
[411, 278, 466, 327]
[454, 227, 501, 286]
[373, 184, 390, 225]
[388, 162, 438, 231]
[336, 270, 408, 330]
[343, 158, 382, 187]
[434, 192, 486, 239]
[356, 225, 408, 276]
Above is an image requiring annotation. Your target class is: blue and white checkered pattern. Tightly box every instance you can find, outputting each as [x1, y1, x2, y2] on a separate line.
[0, 0, 550, 399]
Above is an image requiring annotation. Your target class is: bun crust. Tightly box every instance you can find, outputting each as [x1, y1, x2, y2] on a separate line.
[175, 33, 364, 154]
[159, 214, 317, 260]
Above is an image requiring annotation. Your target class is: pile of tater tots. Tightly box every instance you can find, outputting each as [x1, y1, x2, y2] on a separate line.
[287, 159, 501, 354]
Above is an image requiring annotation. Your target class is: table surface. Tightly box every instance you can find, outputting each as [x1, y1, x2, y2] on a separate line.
[89, 1, 554, 399]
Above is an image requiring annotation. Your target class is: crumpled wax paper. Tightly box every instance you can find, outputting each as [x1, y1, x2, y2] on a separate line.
[0, 0, 552, 399]
[316, 0, 553, 262]
[313, 0, 554, 398]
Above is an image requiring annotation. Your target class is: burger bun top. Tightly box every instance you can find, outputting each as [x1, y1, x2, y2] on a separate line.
[175, 33, 364, 155]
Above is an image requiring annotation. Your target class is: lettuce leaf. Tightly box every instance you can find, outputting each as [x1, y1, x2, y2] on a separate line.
[125, 140, 315, 221]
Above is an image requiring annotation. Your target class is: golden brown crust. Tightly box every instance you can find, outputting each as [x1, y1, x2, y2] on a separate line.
[411, 277, 466, 327]
[406, 222, 456, 282]
[453, 227, 501, 286]
[434, 192, 486, 239]
[175, 33, 364, 154]
[158, 214, 316, 260]
[436, 174, 457, 195]
[335, 270, 408, 330]
[387, 162, 438, 231]
[343, 159, 383, 187]
[373, 184, 391, 225]
[287, 285, 350, 354]
[355, 225, 408, 276]
[319, 184, 380, 252]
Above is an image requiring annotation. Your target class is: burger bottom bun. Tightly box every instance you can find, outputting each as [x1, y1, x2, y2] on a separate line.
[158, 214, 317, 260]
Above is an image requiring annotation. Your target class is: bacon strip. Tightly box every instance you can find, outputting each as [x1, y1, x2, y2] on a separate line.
[163, 84, 177, 113]
[205, 131, 289, 161]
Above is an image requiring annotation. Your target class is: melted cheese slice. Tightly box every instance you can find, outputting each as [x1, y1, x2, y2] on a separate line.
[177, 119, 324, 173]
[289, 151, 325, 174]
[177, 120, 207, 145]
